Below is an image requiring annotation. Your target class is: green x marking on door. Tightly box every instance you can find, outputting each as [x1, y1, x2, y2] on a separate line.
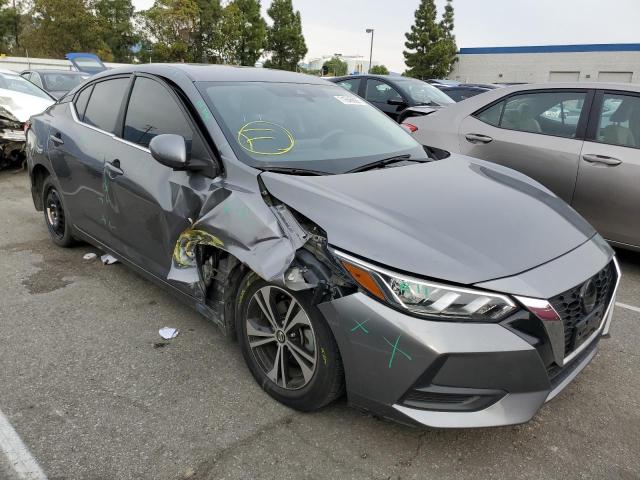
[383, 335, 412, 368]
[351, 319, 369, 334]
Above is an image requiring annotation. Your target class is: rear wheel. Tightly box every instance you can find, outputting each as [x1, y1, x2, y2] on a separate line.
[42, 177, 74, 247]
[236, 275, 344, 411]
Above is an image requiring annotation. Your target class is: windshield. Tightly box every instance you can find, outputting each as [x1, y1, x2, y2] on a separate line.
[198, 81, 426, 174]
[0, 72, 52, 100]
[42, 73, 89, 92]
[394, 78, 454, 106]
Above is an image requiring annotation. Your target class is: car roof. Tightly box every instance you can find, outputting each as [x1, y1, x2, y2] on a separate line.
[439, 85, 488, 91]
[24, 69, 88, 75]
[91, 64, 331, 85]
[498, 82, 640, 93]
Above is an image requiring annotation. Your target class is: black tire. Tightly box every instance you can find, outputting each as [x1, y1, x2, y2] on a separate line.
[42, 177, 75, 247]
[236, 274, 344, 411]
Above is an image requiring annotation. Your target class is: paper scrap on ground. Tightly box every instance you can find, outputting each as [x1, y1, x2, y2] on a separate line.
[101, 254, 119, 265]
[83, 252, 97, 260]
[159, 327, 179, 340]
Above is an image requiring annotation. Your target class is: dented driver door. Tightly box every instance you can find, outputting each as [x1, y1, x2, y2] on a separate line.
[102, 75, 219, 283]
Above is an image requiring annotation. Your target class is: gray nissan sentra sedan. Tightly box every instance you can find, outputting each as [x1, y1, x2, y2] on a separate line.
[26, 65, 620, 428]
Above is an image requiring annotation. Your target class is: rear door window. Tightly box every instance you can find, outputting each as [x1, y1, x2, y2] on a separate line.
[595, 93, 640, 148]
[74, 85, 93, 121]
[83, 78, 129, 134]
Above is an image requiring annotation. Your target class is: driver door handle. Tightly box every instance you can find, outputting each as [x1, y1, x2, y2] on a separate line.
[106, 159, 124, 178]
[582, 154, 622, 166]
[465, 133, 493, 144]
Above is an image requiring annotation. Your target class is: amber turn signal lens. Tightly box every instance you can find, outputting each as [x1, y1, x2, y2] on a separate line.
[341, 261, 386, 300]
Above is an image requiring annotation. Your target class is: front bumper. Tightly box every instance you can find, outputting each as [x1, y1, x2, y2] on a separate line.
[318, 241, 618, 428]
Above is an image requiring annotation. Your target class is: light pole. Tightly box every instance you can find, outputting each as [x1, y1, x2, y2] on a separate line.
[366, 28, 374, 73]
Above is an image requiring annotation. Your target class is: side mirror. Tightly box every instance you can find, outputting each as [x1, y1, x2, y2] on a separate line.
[149, 134, 188, 169]
[387, 98, 406, 106]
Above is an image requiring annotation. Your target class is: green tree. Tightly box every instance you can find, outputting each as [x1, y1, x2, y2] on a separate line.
[322, 56, 347, 76]
[21, 0, 104, 58]
[139, 0, 222, 63]
[139, 0, 198, 62]
[213, 2, 242, 64]
[92, 0, 137, 62]
[263, 0, 306, 71]
[403, 0, 457, 79]
[439, 0, 457, 72]
[369, 64, 389, 75]
[226, 0, 266, 66]
[0, 0, 24, 54]
[193, 0, 222, 62]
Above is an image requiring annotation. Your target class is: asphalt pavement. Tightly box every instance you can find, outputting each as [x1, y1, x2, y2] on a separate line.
[0, 170, 639, 480]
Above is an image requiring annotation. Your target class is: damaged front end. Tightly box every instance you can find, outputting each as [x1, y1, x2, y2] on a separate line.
[0, 109, 27, 170]
[165, 177, 353, 337]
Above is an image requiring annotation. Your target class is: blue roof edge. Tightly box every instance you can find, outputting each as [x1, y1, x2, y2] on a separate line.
[459, 44, 640, 55]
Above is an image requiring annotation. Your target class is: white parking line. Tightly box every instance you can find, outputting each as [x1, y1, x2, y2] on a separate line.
[0, 409, 47, 480]
[616, 302, 640, 314]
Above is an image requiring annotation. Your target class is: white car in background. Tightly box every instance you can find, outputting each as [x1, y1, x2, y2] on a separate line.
[0, 68, 55, 170]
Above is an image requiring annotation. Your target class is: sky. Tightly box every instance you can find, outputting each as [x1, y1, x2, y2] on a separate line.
[132, 0, 640, 73]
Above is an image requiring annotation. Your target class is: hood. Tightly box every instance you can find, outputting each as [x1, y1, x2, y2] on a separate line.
[261, 155, 596, 285]
[0, 88, 55, 123]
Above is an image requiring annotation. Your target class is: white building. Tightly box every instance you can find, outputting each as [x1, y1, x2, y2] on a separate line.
[306, 54, 379, 74]
[450, 44, 640, 84]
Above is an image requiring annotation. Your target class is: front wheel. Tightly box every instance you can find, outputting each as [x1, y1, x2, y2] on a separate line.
[236, 276, 344, 411]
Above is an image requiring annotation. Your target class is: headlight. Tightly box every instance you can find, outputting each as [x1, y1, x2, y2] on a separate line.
[335, 250, 517, 322]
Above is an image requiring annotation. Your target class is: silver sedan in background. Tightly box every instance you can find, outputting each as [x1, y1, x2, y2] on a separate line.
[408, 82, 640, 250]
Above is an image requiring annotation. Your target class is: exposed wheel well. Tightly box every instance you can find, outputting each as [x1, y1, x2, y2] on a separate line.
[31, 164, 51, 211]
[201, 248, 249, 341]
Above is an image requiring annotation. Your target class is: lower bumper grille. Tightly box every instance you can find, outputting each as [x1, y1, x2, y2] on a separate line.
[400, 385, 506, 412]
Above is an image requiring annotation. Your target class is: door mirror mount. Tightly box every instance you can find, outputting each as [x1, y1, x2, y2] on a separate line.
[149, 134, 189, 170]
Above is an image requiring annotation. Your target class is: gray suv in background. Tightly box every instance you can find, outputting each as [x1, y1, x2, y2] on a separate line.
[408, 83, 640, 251]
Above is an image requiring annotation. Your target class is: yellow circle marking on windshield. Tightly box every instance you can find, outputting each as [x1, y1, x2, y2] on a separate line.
[237, 121, 295, 155]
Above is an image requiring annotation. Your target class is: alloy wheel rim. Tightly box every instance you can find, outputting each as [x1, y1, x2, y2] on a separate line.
[45, 189, 65, 239]
[246, 286, 317, 390]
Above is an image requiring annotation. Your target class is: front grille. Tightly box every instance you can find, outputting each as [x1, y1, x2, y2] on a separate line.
[548, 262, 616, 355]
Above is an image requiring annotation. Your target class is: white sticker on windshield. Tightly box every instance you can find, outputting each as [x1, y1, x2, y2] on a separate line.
[334, 95, 366, 105]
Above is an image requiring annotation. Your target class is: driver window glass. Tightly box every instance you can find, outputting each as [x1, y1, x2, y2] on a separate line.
[365, 80, 402, 104]
[476, 92, 586, 138]
[596, 94, 640, 148]
[123, 77, 208, 160]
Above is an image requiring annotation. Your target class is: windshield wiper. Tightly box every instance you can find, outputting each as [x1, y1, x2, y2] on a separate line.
[416, 101, 440, 107]
[347, 155, 429, 173]
[259, 166, 329, 176]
